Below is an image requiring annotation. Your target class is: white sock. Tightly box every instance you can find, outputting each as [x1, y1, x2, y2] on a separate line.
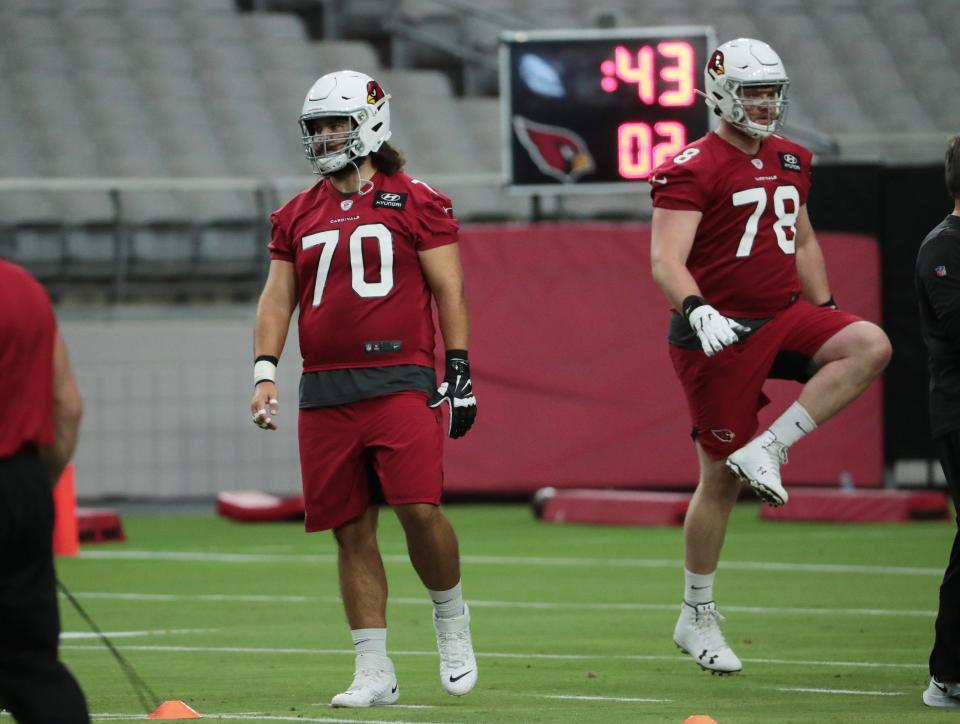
[351, 628, 387, 657]
[428, 581, 464, 619]
[766, 401, 817, 448]
[684, 568, 715, 605]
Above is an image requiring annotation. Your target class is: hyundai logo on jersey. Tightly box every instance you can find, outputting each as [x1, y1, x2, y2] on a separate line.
[373, 191, 408, 209]
[779, 152, 802, 172]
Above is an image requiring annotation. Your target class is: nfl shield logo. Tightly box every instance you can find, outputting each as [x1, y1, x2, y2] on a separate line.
[936, 265, 947, 277]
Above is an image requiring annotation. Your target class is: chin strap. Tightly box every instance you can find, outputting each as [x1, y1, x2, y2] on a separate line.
[349, 160, 375, 196]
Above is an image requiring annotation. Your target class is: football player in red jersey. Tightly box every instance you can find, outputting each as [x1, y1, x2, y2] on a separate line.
[650, 39, 891, 673]
[249, 70, 478, 706]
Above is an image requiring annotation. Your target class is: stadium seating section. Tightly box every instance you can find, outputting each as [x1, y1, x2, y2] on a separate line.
[1, 0, 958, 297]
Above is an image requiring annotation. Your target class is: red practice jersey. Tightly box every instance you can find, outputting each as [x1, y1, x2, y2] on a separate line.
[269, 172, 458, 372]
[0, 260, 56, 457]
[650, 132, 813, 318]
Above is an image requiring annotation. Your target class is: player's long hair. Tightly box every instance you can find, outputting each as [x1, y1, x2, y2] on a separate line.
[371, 142, 405, 175]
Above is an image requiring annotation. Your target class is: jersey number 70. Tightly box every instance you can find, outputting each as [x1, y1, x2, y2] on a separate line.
[302, 223, 395, 306]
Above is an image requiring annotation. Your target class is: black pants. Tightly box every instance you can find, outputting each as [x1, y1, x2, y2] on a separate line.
[0, 449, 89, 724]
[932, 431, 960, 682]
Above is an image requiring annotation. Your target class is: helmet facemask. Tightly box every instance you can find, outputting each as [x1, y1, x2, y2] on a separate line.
[725, 79, 790, 139]
[300, 113, 365, 176]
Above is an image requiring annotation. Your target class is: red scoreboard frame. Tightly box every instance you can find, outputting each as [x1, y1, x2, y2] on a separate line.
[500, 27, 714, 193]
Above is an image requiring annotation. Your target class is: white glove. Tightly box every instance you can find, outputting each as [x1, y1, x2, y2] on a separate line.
[687, 304, 748, 357]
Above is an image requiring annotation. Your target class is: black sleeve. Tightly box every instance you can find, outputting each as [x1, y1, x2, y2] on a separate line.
[918, 235, 960, 349]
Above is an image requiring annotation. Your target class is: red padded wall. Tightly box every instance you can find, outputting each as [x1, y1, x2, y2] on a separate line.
[442, 223, 883, 494]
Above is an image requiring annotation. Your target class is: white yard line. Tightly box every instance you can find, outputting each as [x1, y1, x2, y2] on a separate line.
[777, 687, 905, 697]
[76, 550, 944, 577]
[61, 628, 216, 639]
[64, 591, 936, 619]
[90, 715, 454, 724]
[59, 644, 927, 670]
[539, 694, 670, 703]
[308, 704, 435, 710]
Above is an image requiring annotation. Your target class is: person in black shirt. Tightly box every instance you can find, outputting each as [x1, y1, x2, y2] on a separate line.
[916, 134, 960, 709]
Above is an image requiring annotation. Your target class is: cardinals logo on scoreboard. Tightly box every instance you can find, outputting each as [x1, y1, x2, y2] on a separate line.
[513, 116, 596, 183]
[367, 80, 385, 105]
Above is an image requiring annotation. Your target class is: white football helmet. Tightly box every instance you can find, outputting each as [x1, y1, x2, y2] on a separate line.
[299, 70, 392, 175]
[703, 38, 789, 139]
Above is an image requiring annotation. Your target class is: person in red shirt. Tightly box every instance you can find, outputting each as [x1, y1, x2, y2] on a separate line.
[650, 39, 891, 673]
[249, 70, 477, 707]
[0, 260, 88, 722]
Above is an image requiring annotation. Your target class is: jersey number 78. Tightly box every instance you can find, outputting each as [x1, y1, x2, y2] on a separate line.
[732, 185, 799, 257]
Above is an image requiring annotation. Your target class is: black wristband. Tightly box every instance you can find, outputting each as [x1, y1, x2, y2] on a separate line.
[681, 295, 707, 320]
[445, 349, 469, 364]
[818, 296, 837, 309]
[255, 354, 279, 366]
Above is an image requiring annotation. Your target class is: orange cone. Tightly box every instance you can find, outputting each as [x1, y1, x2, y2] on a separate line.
[146, 700, 202, 719]
[52, 463, 79, 556]
[683, 717, 718, 724]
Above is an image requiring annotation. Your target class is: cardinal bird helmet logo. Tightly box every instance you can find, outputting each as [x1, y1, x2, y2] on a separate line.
[513, 116, 595, 183]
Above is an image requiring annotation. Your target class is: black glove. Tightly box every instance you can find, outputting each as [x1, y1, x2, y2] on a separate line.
[428, 350, 477, 439]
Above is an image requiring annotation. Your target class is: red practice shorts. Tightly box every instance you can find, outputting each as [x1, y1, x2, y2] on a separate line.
[669, 300, 863, 460]
[298, 391, 444, 532]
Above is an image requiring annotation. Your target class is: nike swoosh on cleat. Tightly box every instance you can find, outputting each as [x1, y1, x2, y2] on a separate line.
[449, 670, 473, 683]
[690, 585, 710, 590]
[391, 684, 398, 693]
[353, 639, 371, 645]
[432, 598, 453, 605]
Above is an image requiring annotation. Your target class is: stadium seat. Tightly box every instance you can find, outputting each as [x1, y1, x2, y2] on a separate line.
[115, 0, 191, 16]
[119, 15, 188, 41]
[2, 16, 62, 43]
[68, 41, 135, 73]
[60, 15, 129, 43]
[388, 0, 463, 70]
[2, 37, 72, 72]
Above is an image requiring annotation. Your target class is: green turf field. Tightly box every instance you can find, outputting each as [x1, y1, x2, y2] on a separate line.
[15, 502, 960, 723]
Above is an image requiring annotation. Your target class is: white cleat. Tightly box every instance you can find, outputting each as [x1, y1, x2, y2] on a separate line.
[330, 654, 399, 708]
[726, 430, 789, 507]
[434, 604, 478, 696]
[923, 677, 960, 708]
[673, 601, 742, 675]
